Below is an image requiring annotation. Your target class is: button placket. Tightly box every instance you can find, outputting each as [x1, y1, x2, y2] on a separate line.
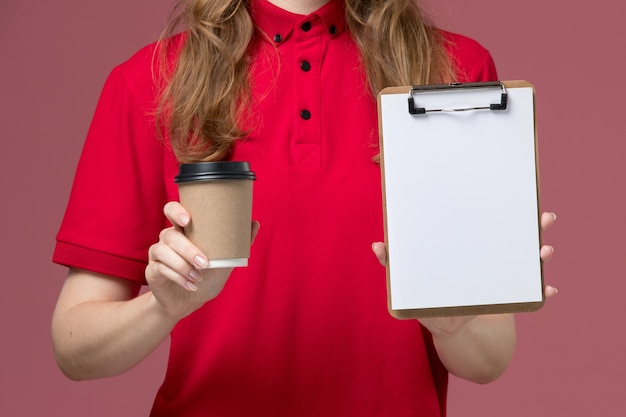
[293, 17, 325, 166]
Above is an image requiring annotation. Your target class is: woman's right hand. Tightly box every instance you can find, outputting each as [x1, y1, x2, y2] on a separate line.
[146, 201, 259, 321]
[52, 200, 261, 380]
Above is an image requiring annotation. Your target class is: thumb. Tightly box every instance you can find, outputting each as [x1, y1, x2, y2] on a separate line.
[371, 242, 388, 266]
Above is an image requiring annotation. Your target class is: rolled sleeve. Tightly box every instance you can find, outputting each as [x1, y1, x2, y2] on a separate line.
[53, 62, 168, 283]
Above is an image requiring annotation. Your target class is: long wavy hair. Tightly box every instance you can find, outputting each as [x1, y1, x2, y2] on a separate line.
[157, 0, 452, 162]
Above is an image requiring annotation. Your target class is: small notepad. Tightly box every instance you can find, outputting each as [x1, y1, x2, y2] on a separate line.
[378, 81, 544, 319]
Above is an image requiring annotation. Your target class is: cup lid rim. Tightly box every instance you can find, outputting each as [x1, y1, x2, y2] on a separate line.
[174, 161, 256, 183]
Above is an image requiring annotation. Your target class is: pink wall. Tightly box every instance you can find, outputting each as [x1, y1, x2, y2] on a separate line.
[1, 0, 624, 415]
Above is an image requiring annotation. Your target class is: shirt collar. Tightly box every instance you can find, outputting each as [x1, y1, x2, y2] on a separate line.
[250, 0, 347, 43]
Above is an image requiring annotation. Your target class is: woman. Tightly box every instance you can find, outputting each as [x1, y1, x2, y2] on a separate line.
[51, 0, 557, 415]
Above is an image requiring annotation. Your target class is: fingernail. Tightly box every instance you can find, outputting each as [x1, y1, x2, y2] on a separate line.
[178, 213, 190, 226]
[552, 212, 557, 221]
[189, 269, 201, 281]
[185, 281, 198, 292]
[194, 255, 208, 269]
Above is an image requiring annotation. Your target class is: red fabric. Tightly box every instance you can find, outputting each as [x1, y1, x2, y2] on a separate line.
[53, 0, 497, 415]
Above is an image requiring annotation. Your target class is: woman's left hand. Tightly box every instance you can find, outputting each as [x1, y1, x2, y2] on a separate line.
[371, 211, 558, 335]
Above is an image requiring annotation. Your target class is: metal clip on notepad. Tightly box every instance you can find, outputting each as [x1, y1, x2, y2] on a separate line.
[407, 81, 508, 115]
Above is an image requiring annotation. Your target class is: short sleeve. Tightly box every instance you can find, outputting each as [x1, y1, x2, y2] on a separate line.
[53, 61, 169, 283]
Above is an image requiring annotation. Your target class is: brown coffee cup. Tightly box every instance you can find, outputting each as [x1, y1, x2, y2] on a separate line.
[175, 161, 256, 268]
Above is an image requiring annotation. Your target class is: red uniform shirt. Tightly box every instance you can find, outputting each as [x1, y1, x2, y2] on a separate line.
[54, 0, 498, 415]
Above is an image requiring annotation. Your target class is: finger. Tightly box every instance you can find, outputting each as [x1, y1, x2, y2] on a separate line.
[149, 261, 199, 292]
[157, 227, 209, 270]
[371, 242, 387, 266]
[251, 220, 260, 244]
[164, 201, 191, 231]
[544, 285, 558, 298]
[147, 244, 201, 292]
[540, 245, 555, 262]
[540, 212, 557, 232]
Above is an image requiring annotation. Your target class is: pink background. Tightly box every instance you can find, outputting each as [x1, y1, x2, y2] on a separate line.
[1, 0, 624, 415]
